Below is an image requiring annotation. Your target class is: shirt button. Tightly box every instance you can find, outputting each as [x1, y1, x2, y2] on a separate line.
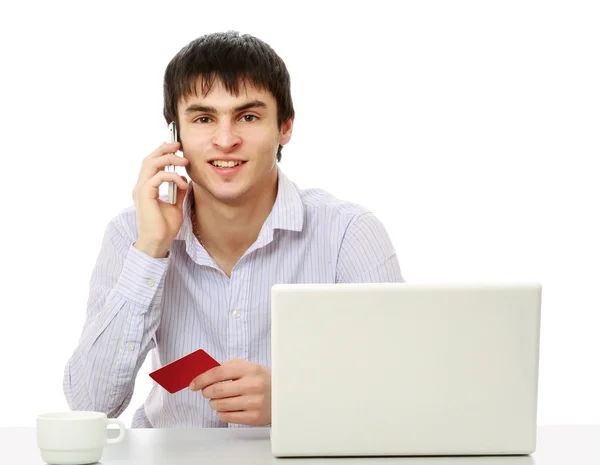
[232, 309, 241, 319]
[145, 279, 155, 288]
[127, 343, 135, 351]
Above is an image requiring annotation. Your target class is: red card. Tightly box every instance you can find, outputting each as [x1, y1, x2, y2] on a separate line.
[149, 349, 221, 394]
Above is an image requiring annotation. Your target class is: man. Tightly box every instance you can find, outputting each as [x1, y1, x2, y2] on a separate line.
[64, 31, 403, 428]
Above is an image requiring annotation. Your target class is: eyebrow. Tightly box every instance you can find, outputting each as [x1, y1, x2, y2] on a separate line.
[184, 99, 268, 115]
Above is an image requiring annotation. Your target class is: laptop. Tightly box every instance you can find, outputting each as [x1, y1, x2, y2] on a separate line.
[270, 282, 542, 457]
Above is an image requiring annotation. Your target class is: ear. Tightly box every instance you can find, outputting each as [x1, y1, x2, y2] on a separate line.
[278, 117, 294, 146]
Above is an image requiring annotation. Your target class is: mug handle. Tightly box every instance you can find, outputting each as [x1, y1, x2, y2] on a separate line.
[105, 418, 126, 444]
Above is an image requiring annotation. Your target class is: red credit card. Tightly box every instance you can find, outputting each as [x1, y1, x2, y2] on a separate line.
[149, 349, 220, 394]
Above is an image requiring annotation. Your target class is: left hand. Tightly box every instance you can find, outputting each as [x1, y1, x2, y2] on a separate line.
[189, 359, 272, 426]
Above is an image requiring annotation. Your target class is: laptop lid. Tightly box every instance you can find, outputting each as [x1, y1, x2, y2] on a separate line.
[270, 282, 541, 457]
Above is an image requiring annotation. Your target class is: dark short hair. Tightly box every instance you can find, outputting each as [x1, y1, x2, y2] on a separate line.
[163, 31, 294, 162]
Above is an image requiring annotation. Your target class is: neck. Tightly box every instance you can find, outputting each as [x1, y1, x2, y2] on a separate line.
[191, 175, 278, 259]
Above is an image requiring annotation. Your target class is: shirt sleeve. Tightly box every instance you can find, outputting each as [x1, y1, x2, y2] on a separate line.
[63, 215, 169, 418]
[335, 212, 404, 283]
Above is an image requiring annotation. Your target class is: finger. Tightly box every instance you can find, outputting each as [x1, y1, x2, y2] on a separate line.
[175, 176, 188, 209]
[152, 153, 189, 171]
[209, 396, 243, 412]
[147, 142, 181, 159]
[209, 394, 262, 412]
[138, 172, 189, 201]
[139, 154, 188, 183]
[136, 153, 187, 194]
[201, 378, 245, 399]
[217, 410, 263, 426]
[190, 361, 247, 391]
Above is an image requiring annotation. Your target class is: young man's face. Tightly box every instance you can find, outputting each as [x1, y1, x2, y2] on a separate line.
[177, 78, 293, 204]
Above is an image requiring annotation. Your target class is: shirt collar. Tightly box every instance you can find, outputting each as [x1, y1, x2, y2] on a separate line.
[263, 167, 304, 233]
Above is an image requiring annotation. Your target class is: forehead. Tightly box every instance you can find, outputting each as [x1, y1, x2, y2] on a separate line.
[178, 76, 275, 109]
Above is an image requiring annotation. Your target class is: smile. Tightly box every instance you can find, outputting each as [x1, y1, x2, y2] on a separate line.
[210, 160, 245, 168]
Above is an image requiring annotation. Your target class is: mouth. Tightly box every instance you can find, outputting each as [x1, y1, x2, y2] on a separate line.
[208, 159, 247, 176]
[208, 160, 247, 168]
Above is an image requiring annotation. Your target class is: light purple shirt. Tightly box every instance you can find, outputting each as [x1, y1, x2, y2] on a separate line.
[63, 168, 403, 427]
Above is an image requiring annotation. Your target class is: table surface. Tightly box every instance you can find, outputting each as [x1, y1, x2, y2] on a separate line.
[1, 425, 598, 464]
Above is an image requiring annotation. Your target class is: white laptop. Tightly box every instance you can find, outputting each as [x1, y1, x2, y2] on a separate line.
[270, 282, 541, 457]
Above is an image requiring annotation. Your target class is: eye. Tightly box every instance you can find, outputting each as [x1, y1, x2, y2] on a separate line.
[193, 116, 213, 124]
[239, 114, 258, 122]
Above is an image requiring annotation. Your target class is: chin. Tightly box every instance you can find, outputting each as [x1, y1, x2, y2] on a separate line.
[208, 184, 250, 204]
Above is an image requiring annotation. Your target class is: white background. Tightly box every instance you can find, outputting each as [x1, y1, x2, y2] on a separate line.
[1, 0, 598, 427]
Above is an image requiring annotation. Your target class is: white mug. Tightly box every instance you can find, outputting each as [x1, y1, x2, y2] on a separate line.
[36, 411, 126, 465]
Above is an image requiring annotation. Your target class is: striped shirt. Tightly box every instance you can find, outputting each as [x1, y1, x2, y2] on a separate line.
[63, 168, 403, 428]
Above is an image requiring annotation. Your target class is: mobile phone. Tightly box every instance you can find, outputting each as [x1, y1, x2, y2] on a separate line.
[166, 121, 179, 204]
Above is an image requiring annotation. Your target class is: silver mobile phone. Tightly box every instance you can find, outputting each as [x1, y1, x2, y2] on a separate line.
[166, 121, 179, 204]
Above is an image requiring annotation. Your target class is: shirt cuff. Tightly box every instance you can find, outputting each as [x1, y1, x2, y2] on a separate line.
[114, 244, 170, 307]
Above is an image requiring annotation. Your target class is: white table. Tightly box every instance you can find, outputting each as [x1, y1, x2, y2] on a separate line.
[1, 426, 598, 464]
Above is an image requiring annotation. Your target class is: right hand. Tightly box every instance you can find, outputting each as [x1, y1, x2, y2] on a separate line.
[132, 142, 190, 258]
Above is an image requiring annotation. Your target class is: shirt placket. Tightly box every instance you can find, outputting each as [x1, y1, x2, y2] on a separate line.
[227, 261, 250, 362]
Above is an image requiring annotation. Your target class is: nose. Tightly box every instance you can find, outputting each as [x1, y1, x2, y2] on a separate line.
[211, 121, 241, 152]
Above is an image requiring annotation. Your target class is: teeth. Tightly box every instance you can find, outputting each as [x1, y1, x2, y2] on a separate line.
[211, 160, 242, 168]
